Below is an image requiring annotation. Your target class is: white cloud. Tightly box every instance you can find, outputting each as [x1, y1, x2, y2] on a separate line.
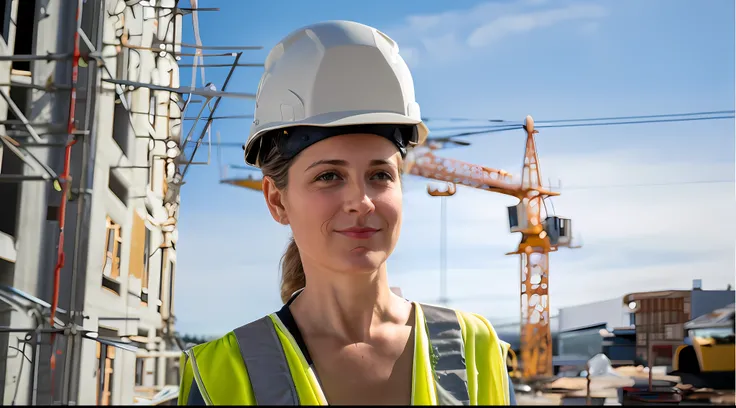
[467, 4, 608, 47]
[384, 0, 609, 67]
[399, 47, 421, 68]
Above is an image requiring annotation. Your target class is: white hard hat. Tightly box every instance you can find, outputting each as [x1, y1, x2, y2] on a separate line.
[244, 20, 429, 167]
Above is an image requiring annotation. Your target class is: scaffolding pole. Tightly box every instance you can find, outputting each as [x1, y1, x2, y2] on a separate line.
[0, 81, 74, 91]
[49, 0, 83, 340]
[176, 51, 241, 57]
[183, 114, 252, 120]
[165, 42, 262, 50]
[119, 40, 262, 52]
[0, 53, 72, 61]
[101, 77, 256, 100]
[0, 135, 58, 182]
[178, 62, 264, 68]
[180, 53, 242, 179]
[0, 88, 45, 143]
[0, 174, 50, 182]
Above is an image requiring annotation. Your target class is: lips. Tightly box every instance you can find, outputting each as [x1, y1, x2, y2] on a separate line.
[335, 227, 380, 239]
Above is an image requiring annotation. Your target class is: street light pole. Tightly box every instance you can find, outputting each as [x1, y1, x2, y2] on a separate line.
[428, 182, 455, 305]
[439, 195, 448, 305]
[647, 316, 653, 391]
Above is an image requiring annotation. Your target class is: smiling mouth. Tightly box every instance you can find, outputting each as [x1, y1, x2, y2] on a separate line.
[335, 228, 380, 239]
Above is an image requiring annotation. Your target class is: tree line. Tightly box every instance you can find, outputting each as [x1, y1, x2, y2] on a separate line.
[177, 332, 210, 345]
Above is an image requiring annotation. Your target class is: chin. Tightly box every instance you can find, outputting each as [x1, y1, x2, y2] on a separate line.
[335, 249, 389, 275]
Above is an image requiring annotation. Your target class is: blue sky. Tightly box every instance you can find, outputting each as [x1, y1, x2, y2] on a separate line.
[173, 0, 735, 336]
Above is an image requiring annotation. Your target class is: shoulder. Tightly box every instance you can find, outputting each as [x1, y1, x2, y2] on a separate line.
[461, 310, 511, 355]
[181, 316, 270, 371]
[457, 310, 502, 339]
[418, 303, 499, 337]
[188, 330, 240, 359]
[178, 323, 266, 406]
[419, 303, 509, 356]
[178, 317, 273, 403]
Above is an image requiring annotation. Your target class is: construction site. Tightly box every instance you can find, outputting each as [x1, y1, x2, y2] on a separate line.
[0, 0, 733, 405]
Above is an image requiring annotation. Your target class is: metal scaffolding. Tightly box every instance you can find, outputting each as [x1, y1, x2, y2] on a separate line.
[0, 0, 261, 404]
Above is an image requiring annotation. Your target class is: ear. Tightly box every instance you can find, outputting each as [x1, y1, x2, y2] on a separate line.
[263, 176, 289, 225]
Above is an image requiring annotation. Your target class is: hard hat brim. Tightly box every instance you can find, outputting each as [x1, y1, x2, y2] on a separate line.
[245, 110, 429, 167]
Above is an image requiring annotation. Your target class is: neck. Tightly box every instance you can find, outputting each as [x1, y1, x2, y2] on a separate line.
[290, 262, 407, 343]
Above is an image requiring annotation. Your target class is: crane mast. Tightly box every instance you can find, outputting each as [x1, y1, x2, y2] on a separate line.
[409, 116, 568, 380]
[513, 117, 555, 380]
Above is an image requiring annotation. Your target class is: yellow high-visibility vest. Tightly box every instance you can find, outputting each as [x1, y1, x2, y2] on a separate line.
[178, 302, 511, 405]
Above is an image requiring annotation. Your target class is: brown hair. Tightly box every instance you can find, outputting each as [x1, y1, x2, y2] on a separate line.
[259, 139, 305, 303]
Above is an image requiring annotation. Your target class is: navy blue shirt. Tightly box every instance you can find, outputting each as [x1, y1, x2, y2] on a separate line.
[187, 302, 517, 405]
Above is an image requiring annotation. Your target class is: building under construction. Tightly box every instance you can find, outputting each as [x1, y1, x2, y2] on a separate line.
[0, 0, 187, 404]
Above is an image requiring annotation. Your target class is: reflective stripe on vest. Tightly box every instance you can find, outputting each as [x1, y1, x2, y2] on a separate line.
[422, 304, 470, 405]
[183, 347, 214, 405]
[229, 302, 469, 406]
[233, 316, 300, 405]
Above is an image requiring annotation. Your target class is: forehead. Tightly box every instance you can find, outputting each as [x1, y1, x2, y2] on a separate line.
[293, 133, 401, 164]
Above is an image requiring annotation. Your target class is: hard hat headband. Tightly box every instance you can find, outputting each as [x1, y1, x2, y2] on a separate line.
[253, 124, 418, 165]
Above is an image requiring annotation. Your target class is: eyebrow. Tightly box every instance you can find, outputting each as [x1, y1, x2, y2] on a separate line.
[305, 159, 397, 171]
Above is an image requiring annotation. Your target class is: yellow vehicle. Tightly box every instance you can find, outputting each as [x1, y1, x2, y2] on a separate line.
[507, 348, 521, 379]
[673, 303, 735, 389]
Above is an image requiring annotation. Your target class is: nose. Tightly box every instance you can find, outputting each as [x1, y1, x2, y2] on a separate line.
[342, 178, 375, 216]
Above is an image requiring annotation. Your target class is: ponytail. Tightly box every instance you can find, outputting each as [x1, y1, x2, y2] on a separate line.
[259, 134, 306, 303]
[279, 237, 305, 303]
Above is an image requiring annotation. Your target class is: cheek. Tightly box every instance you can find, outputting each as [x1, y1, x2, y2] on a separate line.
[287, 190, 339, 236]
[375, 188, 403, 228]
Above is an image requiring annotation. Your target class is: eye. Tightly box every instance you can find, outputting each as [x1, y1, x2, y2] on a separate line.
[315, 171, 341, 182]
[371, 171, 394, 181]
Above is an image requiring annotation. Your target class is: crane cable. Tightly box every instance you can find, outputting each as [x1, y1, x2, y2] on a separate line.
[431, 113, 734, 138]
[411, 176, 733, 192]
[560, 179, 733, 191]
[423, 109, 735, 126]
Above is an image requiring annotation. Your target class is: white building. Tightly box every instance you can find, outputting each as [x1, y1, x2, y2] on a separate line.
[558, 297, 633, 333]
[0, 0, 184, 404]
[556, 297, 634, 363]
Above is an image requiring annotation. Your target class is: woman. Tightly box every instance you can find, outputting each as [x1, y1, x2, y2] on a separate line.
[178, 20, 516, 406]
